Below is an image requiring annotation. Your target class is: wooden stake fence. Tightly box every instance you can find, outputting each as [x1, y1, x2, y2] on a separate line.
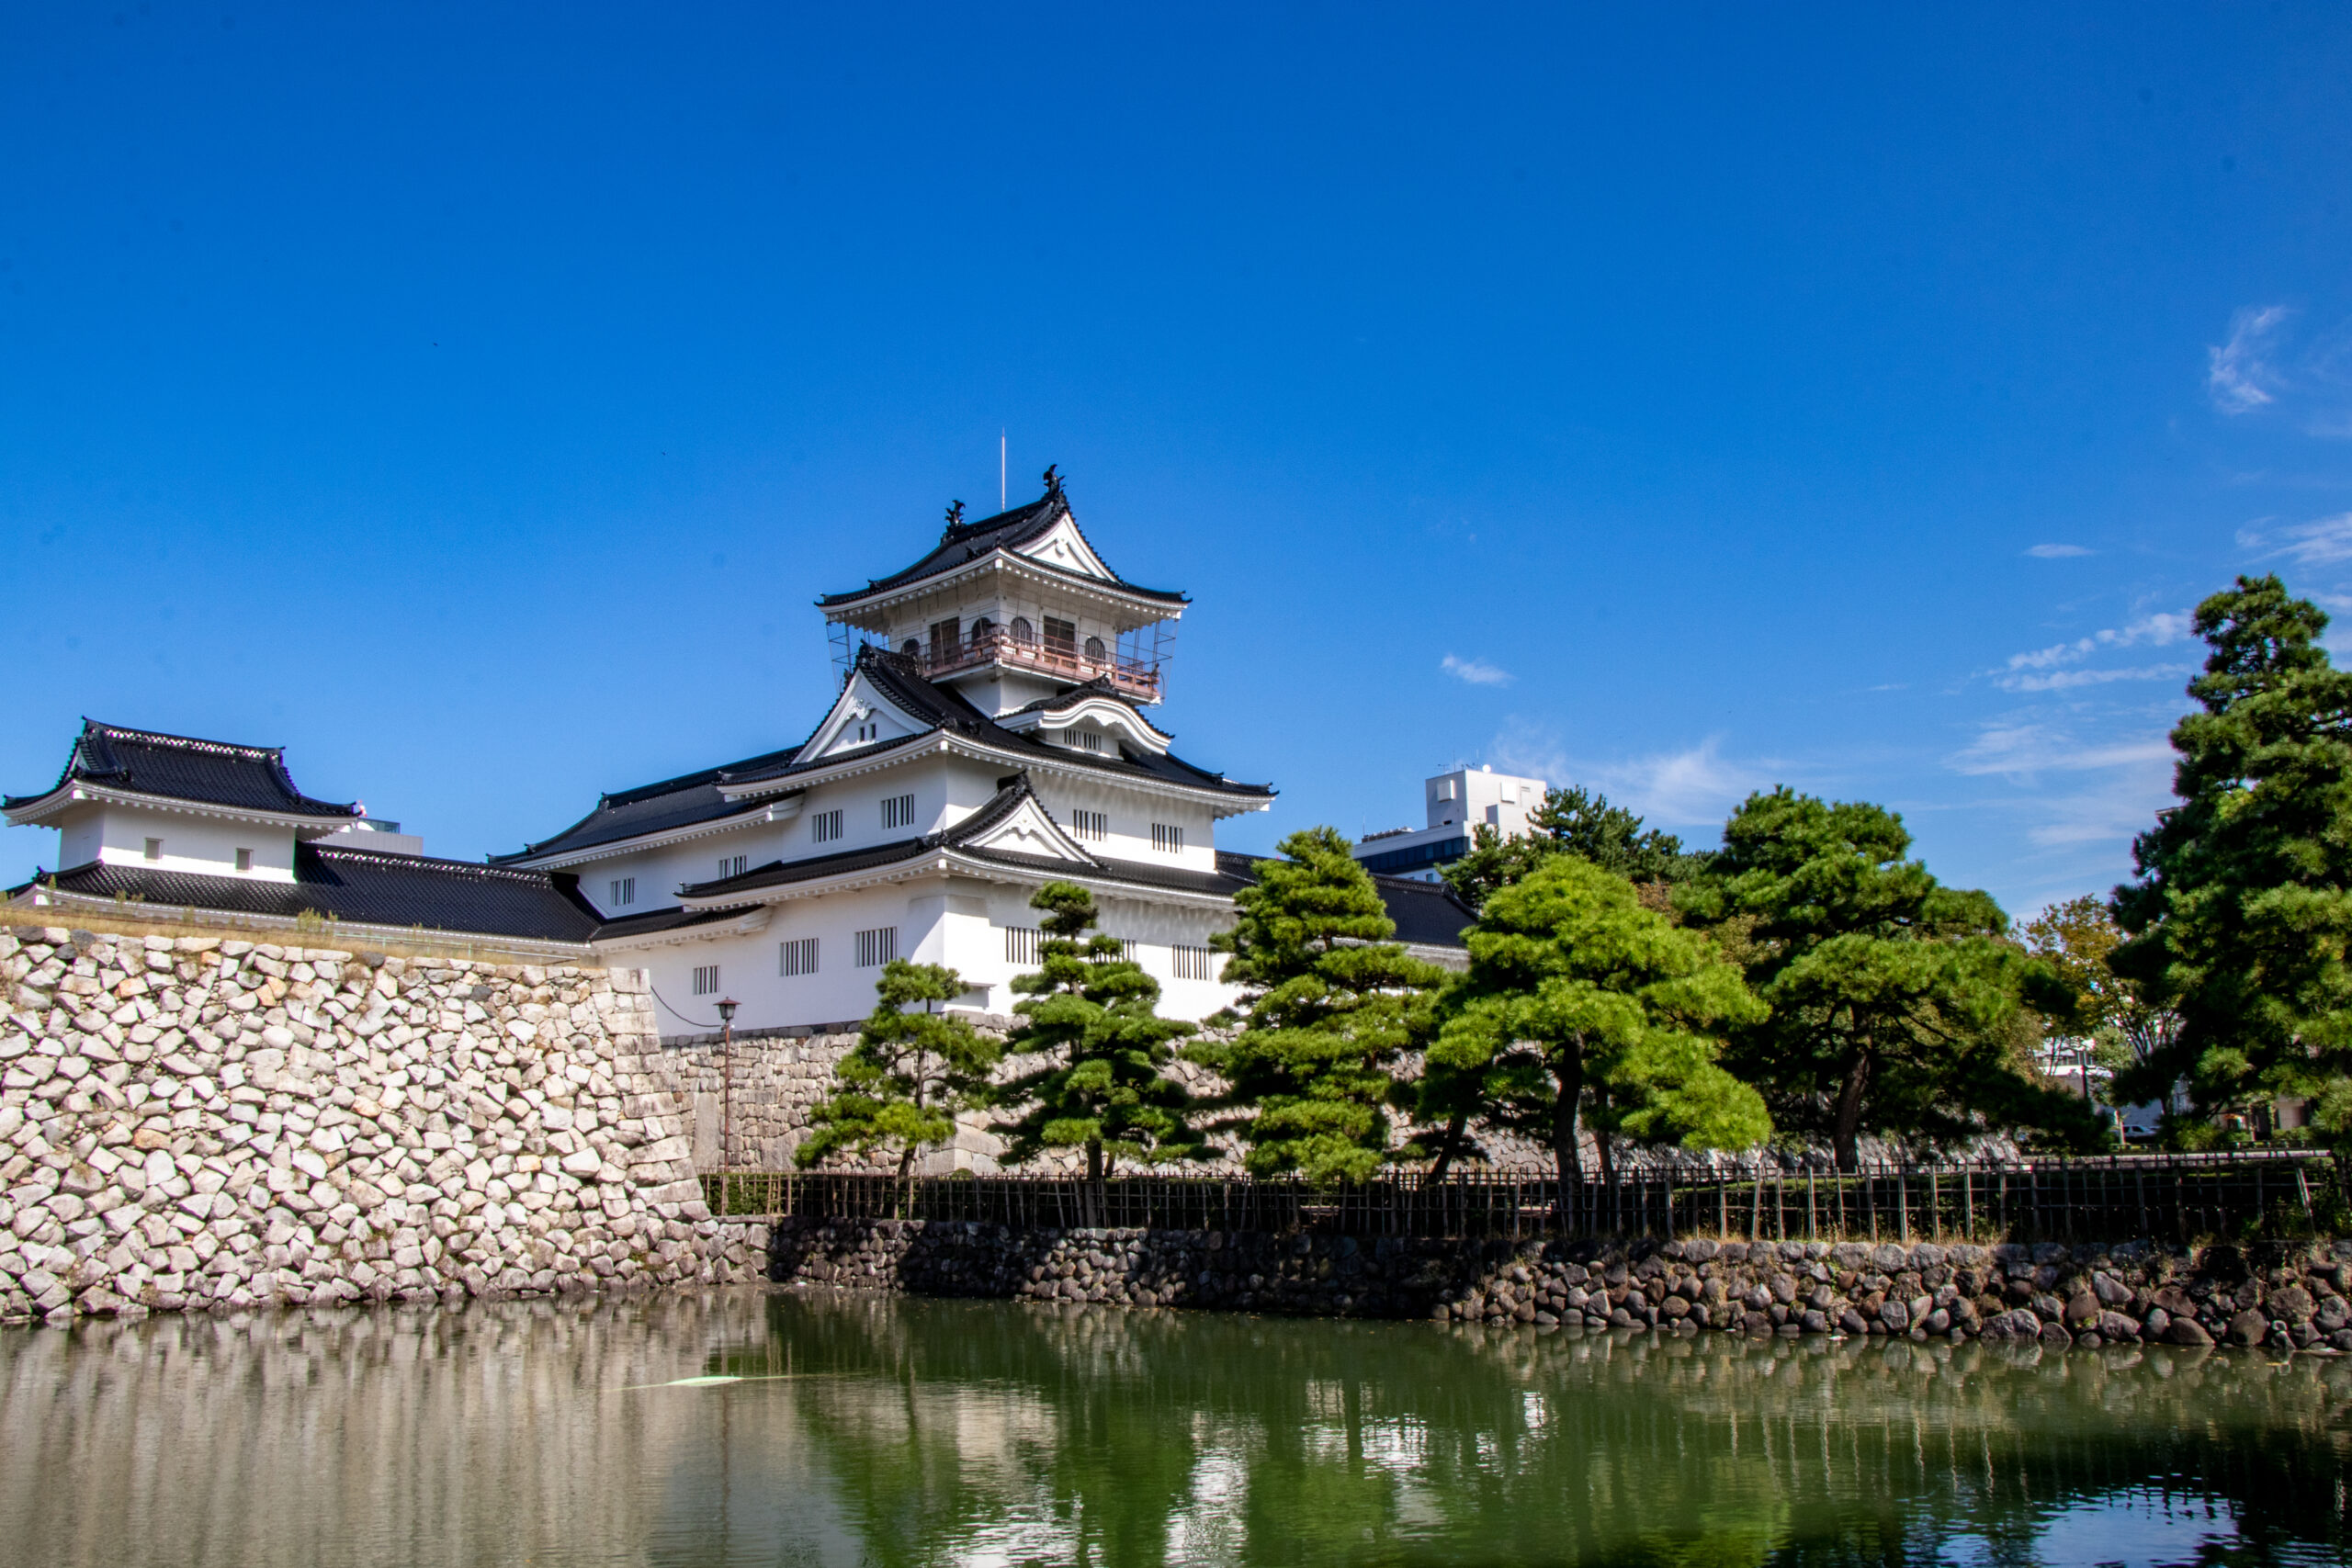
[703, 1149, 2346, 1243]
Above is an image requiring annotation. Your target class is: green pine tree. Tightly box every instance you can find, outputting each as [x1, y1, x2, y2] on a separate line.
[992, 882, 1210, 1179]
[1442, 784, 1701, 911]
[1191, 826, 1449, 1183]
[2112, 574, 2352, 1137]
[797, 960, 1002, 1177]
[1679, 788, 2102, 1169]
[1430, 855, 1768, 1191]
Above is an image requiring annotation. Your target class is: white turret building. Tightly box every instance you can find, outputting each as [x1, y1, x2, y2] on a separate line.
[7, 475, 1476, 1032]
[496, 476, 1357, 1037]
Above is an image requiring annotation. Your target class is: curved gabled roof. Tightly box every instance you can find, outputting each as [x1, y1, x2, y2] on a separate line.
[489, 743, 802, 864]
[816, 487, 1186, 610]
[715, 645, 1272, 802]
[4, 720, 362, 819]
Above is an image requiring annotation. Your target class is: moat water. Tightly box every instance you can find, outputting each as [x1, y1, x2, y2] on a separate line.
[1, 1288, 2346, 1566]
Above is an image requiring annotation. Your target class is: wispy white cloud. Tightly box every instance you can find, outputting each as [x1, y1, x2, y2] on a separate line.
[2025, 543, 2093, 558]
[1488, 721, 1773, 829]
[1945, 723, 2171, 779]
[1944, 724, 2176, 849]
[2241, 510, 2352, 566]
[2002, 663, 2194, 694]
[1441, 654, 1512, 687]
[2209, 304, 2290, 413]
[1994, 611, 2191, 690]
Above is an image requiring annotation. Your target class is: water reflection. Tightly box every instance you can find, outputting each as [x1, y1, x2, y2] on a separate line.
[0, 1289, 2345, 1566]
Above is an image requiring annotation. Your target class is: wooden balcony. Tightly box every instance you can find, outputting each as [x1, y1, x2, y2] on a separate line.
[920, 626, 1163, 703]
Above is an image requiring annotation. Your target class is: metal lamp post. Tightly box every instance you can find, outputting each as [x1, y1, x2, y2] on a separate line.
[717, 998, 740, 1179]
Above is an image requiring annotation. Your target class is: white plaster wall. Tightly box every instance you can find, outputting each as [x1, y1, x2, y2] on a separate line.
[71, 805, 297, 883]
[632, 880, 951, 1035]
[1028, 774, 1217, 873]
[938, 880, 1240, 1021]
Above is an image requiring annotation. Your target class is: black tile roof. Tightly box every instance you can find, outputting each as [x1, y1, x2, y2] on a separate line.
[15, 843, 605, 943]
[6, 721, 362, 819]
[490, 743, 803, 864]
[815, 487, 1186, 609]
[717, 646, 1272, 802]
[958, 847, 1252, 899]
[1213, 850, 1474, 949]
[673, 769, 1051, 902]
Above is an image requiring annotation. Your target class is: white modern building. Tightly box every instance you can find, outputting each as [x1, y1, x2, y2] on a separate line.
[1352, 765, 1550, 883]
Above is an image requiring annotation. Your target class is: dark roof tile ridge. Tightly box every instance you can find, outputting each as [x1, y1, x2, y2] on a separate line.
[306, 843, 565, 885]
[598, 744, 805, 807]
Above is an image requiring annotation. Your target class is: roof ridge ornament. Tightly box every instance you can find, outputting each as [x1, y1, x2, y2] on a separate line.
[1041, 464, 1062, 498]
[942, 500, 964, 537]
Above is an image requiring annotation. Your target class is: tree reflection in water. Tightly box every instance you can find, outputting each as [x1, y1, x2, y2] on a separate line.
[710, 1292, 2351, 1568]
[0, 1291, 2343, 1567]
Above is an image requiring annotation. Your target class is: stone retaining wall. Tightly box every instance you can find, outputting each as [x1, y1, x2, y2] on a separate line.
[0, 924, 765, 1325]
[772, 1218, 2352, 1353]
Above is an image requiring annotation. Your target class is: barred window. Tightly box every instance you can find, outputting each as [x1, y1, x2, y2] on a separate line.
[718, 854, 748, 878]
[1152, 823, 1183, 853]
[610, 876, 636, 907]
[1069, 808, 1108, 841]
[1004, 925, 1039, 965]
[1172, 944, 1218, 981]
[779, 938, 819, 977]
[854, 926, 898, 967]
[811, 809, 843, 844]
[691, 964, 720, 996]
[881, 793, 916, 830]
[1092, 936, 1138, 964]
[1060, 728, 1104, 752]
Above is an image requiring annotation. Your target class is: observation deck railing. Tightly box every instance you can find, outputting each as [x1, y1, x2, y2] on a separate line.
[919, 626, 1162, 703]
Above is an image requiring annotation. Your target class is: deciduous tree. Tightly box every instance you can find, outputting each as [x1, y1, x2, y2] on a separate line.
[797, 960, 1001, 1177]
[1191, 827, 1448, 1183]
[992, 882, 1210, 1178]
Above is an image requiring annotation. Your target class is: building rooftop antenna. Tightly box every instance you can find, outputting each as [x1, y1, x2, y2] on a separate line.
[999, 431, 1006, 513]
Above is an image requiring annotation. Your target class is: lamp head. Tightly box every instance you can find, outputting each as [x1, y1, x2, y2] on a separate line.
[716, 998, 739, 1023]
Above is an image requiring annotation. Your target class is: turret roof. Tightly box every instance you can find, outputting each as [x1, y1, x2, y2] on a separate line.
[815, 486, 1186, 610]
[3, 720, 362, 820]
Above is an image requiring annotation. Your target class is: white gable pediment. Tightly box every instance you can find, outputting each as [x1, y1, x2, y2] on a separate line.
[997, 694, 1171, 756]
[956, 794, 1097, 864]
[807, 671, 933, 759]
[1012, 516, 1115, 581]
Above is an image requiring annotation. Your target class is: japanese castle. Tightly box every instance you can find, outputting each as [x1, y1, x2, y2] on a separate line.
[6, 476, 1472, 1037]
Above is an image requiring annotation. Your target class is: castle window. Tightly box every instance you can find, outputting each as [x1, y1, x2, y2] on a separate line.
[1060, 728, 1104, 753]
[1044, 617, 1077, 659]
[969, 617, 995, 648]
[720, 854, 748, 878]
[900, 638, 922, 658]
[1069, 808, 1107, 840]
[1152, 823, 1183, 853]
[234, 848, 253, 873]
[1011, 616, 1035, 646]
[812, 809, 843, 843]
[854, 926, 898, 967]
[1173, 944, 1218, 981]
[929, 619, 959, 661]
[1083, 636, 1107, 665]
[1004, 925, 1039, 964]
[610, 877, 636, 907]
[779, 938, 819, 976]
[881, 793, 916, 830]
[692, 964, 720, 996]
[143, 838, 162, 861]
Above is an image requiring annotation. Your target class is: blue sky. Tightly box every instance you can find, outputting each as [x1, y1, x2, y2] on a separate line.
[5, 4, 2351, 920]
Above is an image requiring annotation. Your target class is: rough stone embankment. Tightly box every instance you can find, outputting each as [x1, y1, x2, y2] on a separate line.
[773, 1218, 2352, 1352]
[1, 924, 763, 1325]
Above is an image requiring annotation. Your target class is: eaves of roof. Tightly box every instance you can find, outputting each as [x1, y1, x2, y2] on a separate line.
[6, 719, 362, 820]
